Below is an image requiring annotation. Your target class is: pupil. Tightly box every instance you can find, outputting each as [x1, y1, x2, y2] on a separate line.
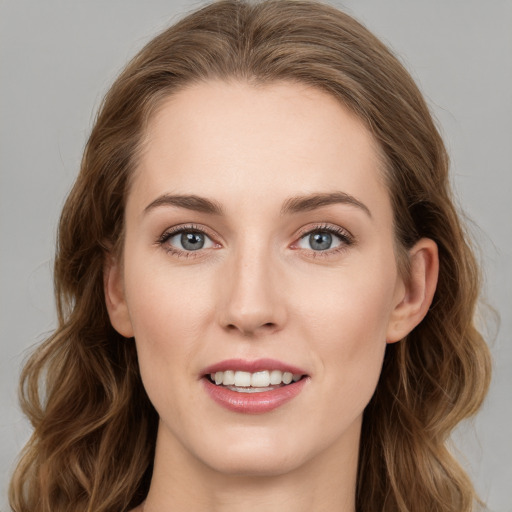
[310, 232, 332, 251]
[181, 232, 204, 250]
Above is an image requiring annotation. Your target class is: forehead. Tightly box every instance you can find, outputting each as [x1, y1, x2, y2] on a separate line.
[130, 80, 390, 219]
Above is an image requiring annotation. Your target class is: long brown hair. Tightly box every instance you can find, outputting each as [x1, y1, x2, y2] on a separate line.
[9, 1, 491, 511]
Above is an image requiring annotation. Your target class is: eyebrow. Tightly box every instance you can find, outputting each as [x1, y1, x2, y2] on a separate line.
[143, 191, 371, 218]
[280, 191, 372, 217]
[144, 194, 224, 215]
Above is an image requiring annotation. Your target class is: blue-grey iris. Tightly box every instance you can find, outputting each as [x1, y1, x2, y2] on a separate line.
[181, 232, 205, 250]
[310, 232, 332, 251]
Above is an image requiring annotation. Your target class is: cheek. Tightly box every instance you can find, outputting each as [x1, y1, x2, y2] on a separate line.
[299, 255, 397, 343]
[125, 253, 215, 336]
[122, 262, 216, 401]
[297, 259, 397, 409]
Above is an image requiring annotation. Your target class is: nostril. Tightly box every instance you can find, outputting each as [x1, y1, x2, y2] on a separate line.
[225, 321, 277, 336]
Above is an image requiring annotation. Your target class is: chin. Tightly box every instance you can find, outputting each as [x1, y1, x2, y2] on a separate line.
[205, 450, 304, 478]
[191, 429, 309, 478]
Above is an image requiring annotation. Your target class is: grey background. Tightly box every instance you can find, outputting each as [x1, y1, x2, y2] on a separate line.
[1, 0, 510, 510]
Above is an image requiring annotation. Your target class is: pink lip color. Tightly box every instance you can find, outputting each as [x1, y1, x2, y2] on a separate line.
[201, 358, 307, 376]
[202, 377, 308, 414]
[200, 358, 309, 414]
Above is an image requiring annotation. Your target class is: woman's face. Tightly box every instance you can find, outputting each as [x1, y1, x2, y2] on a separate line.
[107, 80, 416, 477]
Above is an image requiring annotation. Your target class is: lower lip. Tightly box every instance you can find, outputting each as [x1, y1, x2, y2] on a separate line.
[202, 377, 308, 414]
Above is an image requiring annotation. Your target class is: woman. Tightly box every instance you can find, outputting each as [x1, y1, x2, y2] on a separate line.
[9, 1, 491, 511]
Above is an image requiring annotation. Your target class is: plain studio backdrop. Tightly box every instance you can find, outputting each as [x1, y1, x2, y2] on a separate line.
[1, 0, 511, 510]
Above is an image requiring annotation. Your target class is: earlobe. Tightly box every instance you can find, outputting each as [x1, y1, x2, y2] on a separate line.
[386, 238, 439, 343]
[104, 253, 134, 338]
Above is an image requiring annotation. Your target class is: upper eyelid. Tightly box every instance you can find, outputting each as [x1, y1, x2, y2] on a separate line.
[159, 223, 216, 240]
[295, 223, 354, 240]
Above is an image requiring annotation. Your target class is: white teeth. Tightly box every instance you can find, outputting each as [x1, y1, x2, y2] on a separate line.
[269, 370, 282, 385]
[234, 371, 252, 387]
[251, 371, 270, 387]
[210, 369, 304, 387]
[223, 370, 235, 385]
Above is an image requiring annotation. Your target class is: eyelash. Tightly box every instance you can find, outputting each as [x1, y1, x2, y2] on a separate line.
[156, 224, 216, 258]
[293, 224, 355, 258]
[156, 223, 355, 259]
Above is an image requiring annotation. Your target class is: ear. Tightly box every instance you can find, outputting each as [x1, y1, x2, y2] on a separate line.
[104, 253, 134, 338]
[386, 238, 439, 343]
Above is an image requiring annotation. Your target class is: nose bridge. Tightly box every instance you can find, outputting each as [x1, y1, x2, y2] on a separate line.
[218, 234, 285, 336]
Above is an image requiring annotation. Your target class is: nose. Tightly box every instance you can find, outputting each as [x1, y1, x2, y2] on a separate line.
[217, 244, 287, 337]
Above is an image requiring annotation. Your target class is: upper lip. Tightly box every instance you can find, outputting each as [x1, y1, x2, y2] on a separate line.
[201, 358, 308, 377]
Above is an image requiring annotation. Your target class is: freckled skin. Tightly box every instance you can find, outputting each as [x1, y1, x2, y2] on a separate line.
[105, 81, 437, 512]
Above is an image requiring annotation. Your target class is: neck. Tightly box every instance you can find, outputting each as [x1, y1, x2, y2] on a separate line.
[141, 419, 360, 512]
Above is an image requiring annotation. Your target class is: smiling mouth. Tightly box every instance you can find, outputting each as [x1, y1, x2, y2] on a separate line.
[207, 370, 305, 393]
[202, 365, 309, 413]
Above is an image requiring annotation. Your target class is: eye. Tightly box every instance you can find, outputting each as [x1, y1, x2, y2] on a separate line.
[295, 225, 353, 252]
[171, 231, 214, 251]
[159, 226, 217, 254]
